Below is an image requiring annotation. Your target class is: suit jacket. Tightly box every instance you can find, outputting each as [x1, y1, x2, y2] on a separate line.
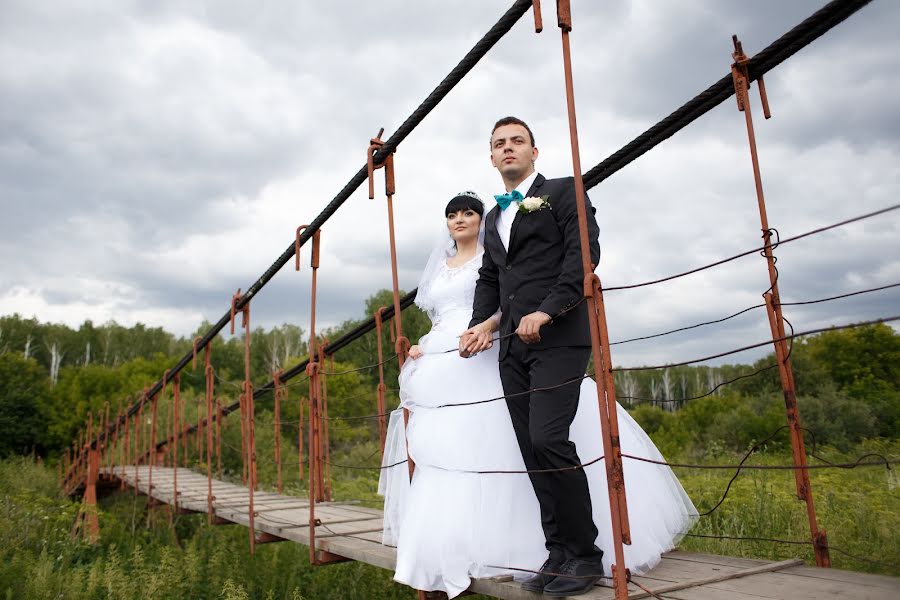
[470, 173, 601, 359]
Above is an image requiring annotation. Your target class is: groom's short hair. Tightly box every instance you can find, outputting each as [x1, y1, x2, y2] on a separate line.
[491, 116, 535, 147]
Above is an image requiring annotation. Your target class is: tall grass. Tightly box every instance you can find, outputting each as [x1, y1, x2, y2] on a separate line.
[2, 436, 896, 599]
[0, 456, 415, 600]
[677, 438, 899, 573]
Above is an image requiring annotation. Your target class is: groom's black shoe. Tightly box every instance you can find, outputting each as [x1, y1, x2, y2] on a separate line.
[520, 558, 562, 593]
[541, 558, 604, 597]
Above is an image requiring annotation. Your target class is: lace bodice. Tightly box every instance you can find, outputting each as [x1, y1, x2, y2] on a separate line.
[423, 253, 481, 330]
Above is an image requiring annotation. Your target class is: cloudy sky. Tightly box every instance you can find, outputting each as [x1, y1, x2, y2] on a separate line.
[2, 0, 898, 368]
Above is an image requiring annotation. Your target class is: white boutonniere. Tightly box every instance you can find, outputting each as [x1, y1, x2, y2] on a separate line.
[518, 195, 551, 214]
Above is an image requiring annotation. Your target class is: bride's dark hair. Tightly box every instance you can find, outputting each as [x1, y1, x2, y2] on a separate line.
[445, 191, 484, 218]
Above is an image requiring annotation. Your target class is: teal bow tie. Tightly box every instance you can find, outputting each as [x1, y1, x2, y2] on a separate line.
[494, 189, 523, 210]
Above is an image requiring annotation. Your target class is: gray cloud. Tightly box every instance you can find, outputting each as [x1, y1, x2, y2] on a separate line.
[1, 0, 897, 369]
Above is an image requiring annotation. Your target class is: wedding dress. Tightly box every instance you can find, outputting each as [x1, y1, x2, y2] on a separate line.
[378, 246, 696, 598]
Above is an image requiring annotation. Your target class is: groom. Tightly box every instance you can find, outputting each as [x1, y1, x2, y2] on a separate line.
[460, 116, 603, 596]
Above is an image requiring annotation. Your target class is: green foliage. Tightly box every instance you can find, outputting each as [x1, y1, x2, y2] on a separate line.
[677, 439, 900, 573]
[325, 289, 431, 390]
[0, 457, 416, 599]
[2, 294, 898, 595]
[0, 353, 49, 455]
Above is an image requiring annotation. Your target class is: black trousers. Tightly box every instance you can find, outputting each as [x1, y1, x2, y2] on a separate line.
[500, 340, 603, 563]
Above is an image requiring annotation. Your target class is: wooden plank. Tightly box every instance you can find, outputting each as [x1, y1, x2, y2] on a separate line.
[662, 550, 772, 569]
[693, 570, 900, 600]
[778, 565, 900, 592]
[628, 559, 803, 600]
[629, 554, 753, 585]
[98, 467, 900, 600]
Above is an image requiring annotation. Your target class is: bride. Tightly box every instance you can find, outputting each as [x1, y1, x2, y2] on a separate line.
[379, 191, 696, 598]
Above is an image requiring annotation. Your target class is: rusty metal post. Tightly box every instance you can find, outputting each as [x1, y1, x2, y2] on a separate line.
[216, 398, 223, 479]
[274, 370, 284, 494]
[147, 374, 166, 526]
[193, 337, 204, 457]
[298, 394, 305, 482]
[373, 307, 389, 455]
[231, 288, 256, 554]
[205, 345, 216, 523]
[298, 224, 325, 502]
[229, 292, 248, 488]
[172, 373, 181, 513]
[551, 3, 632, 598]
[100, 402, 110, 471]
[83, 447, 101, 544]
[307, 360, 320, 563]
[134, 393, 145, 495]
[731, 35, 830, 567]
[122, 408, 130, 490]
[319, 343, 333, 502]
[368, 131, 415, 480]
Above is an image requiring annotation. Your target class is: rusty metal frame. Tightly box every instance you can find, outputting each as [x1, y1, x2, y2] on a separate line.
[730, 34, 830, 567]
[538, 1, 633, 597]
[230, 288, 257, 554]
[373, 306, 389, 455]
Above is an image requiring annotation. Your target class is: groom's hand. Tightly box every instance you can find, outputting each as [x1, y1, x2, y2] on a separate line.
[516, 311, 551, 344]
[459, 322, 494, 357]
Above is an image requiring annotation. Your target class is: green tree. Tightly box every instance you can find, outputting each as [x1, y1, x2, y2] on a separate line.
[0, 353, 49, 455]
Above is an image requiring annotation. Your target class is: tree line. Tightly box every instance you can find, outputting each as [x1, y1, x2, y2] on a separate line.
[0, 293, 896, 458]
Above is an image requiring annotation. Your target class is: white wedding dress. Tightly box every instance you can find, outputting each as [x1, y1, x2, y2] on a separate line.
[378, 250, 697, 598]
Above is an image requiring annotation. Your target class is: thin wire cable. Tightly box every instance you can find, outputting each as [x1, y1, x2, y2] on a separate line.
[604, 204, 899, 292]
[615, 315, 899, 372]
[609, 280, 898, 346]
[320, 355, 398, 376]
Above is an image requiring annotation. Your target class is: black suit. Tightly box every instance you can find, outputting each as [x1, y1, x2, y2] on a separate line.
[470, 173, 603, 563]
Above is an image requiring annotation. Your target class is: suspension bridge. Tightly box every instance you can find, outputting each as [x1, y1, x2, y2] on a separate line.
[61, 1, 898, 598]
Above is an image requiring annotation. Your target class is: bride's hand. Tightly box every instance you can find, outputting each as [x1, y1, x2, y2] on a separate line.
[409, 345, 423, 360]
[459, 322, 493, 357]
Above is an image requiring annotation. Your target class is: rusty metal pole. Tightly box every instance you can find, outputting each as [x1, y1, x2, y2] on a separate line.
[83, 447, 101, 544]
[122, 408, 130, 490]
[193, 337, 205, 458]
[299, 225, 326, 503]
[307, 359, 321, 563]
[368, 132, 415, 480]
[172, 373, 181, 513]
[231, 289, 256, 554]
[148, 373, 167, 526]
[230, 291, 248, 488]
[274, 370, 284, 494]
[298, 394, 305, 482]
[216, 398, 223, 479]
[370, 131, 425, 600]
[373, 307, 389, 455]
[320, 343, 333, 502]
[135, 393, 145, 495]
[205, 346, 216, 523]
[730, 35, 830, 567]
[549, 2, 633, 597]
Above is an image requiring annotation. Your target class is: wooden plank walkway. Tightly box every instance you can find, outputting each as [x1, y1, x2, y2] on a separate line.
[103, 466, 898, 599]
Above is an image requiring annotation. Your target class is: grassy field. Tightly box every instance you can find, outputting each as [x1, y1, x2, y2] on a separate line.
[1, 438, 896, 599]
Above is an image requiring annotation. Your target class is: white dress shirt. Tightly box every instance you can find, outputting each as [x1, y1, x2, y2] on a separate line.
[497, 170, 538, 250]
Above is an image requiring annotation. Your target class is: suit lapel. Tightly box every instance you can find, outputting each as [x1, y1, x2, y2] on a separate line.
[508, 173, 546, 257]
[485, 205, 507, 262]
